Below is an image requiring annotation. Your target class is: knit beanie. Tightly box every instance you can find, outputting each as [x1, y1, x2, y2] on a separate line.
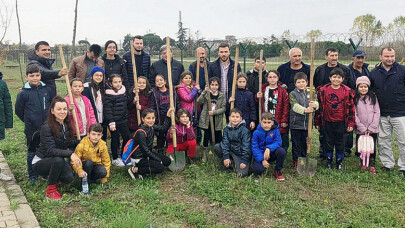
[356, 76, 370, 87]
[90, 66, 105, 76]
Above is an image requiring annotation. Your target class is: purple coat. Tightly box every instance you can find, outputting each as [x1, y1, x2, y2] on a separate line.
[166, 123, 196, 145]
[176, 82, 198, 115]
[355, 96, 380, 134]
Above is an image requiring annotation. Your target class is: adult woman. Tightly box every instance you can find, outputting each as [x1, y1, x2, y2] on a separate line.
[32, 96, 81, 200]
[101, 40, 129, 89]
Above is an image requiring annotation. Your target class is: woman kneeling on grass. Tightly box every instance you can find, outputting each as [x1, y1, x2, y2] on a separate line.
[32, 96, 81, 200]
[128, 108, 174, 180]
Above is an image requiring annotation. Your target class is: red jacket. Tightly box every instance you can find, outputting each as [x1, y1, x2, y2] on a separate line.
[255, 83, 289, 134]
[127, 90, 153, 131]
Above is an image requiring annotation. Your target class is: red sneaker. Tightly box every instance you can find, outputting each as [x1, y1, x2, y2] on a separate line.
[46, 185, 62, 200]
[293, 161, 298, 171]
[370, 166, 376, 175]
[361, 165, 367, 170]
[275, 170, 285, 181]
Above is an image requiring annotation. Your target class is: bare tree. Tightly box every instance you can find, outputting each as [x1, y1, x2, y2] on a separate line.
[15, 0, 24, 85]
[0, 0, 13, 44]
[71, 0, 78, 59]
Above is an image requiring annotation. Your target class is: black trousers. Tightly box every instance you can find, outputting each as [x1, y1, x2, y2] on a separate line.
[324, 121, 345, 159]
[33, 157, 73, 185]
[156, 114, 167, 150]
[203, 127, 222, 147]
[291, 129, 308, 161]
[82, 160, 107, 182]
[344, 131, 354, 154]
[110, 122, 131, 160]
[136, 152, 171, 175]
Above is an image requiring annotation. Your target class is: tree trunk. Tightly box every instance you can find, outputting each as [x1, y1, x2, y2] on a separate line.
[15, 0, 24, 86]
[71, 0, 78, 59]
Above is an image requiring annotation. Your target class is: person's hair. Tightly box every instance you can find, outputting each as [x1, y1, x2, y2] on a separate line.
[325, 47, 338, 56]
[46, 96, 74, 138]
[141, 108, 156, 119]
[254, 56, 266, 62]
[132, 35, 143, 41]
[131, 76, 152, 97]
[354, 85, 377, 106]
[380, 46, 394, 55]
[26, 65, 40, 75]
[89, 123, 103, 133]
[218, 43, 230, 49]
[294, 72, 308, 83]
[266, 70, 280, 78]
[261, 112, 274, 120]
[70, 78, 83, 87]
[160, 45, 171, 52]
[35, 41, 49, 50]
[175, 108, 191, 125]
[180, 71, 193, 82]
[209, 77, 220, 89]
[288, 48, 302, 57]
[89, 44, 102, 57]
[329, 67, 344, 78]
[104, 40, 117, 51]
[229, 108, 242, 117]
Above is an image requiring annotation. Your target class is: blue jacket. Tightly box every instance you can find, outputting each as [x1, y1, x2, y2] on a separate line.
[208, 58, 241, 94]
[122, 50, 151, 87]
[220, 120, 251, 164]
[277, 61, 311, 94]
[370, 61, 405, 117]
[15, 82, 52, 143]
[252, 121, 282, 162]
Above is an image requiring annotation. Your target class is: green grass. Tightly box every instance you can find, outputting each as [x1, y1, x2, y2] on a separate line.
[1, 64, 405, 227]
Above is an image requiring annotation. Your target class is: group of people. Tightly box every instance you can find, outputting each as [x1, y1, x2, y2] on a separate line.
[1, 35, 405, 201]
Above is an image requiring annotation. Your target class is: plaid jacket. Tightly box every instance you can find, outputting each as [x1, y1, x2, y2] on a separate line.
[314, 83, 355, 128]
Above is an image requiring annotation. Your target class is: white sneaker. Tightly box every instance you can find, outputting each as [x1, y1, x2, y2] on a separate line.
[112, 158, 125, 167]
[0, 173, 12, 181]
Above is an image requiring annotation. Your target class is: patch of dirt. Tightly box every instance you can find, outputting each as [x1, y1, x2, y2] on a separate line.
[61, 201, 86, 218]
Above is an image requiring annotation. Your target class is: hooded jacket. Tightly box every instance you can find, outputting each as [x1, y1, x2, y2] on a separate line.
[0, 75, 12, 140]
[166, 122, 196, 146]
[252, 121, 282, 162]
[103, 85, 129, 127]
[355, 96, 380, 134]
[220, 120, 251, 164]
[176, 82, 199, 115]
[197, 90, 226, 131]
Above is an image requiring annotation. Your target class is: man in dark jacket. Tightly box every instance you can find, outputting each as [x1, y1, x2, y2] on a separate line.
[369, 47, 405, 175]
[27, 41, 67, 99]
[189, 47, 210, 89]
[277, 48, 311, 94]
[123, 35, 151, 88]
[150, 45, 184, 87]
[208, 43, 241, 101]
[348, 50, 370, 79]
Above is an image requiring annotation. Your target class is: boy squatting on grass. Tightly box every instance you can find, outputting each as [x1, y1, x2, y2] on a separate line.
[71, 123, 111, 193]
[213, 108, 251, 177]
[315, 68, 355, 170]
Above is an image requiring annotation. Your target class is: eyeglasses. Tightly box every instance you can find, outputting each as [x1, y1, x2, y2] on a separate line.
[107, 46, 116, 50]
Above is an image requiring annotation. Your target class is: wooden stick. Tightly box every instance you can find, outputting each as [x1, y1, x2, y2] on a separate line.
[230, 46, 239, 109]
[306, 38, 315, 154]
[58, 45, 80, 140]
[194, 50, 200, 119]
[130, 40, 141, 125]
[400, 57, 405, 65]
[204, 60, 215, 144]
[258, 50, 263, 121]
[166, 37, 177, 149]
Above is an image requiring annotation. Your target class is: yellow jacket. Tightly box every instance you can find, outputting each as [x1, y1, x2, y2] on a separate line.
[71, 136, 111, 184]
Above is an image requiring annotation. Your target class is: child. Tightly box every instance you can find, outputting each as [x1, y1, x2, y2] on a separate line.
[252, 112, 287, 180]
[71, 123, 111, 193]
[15, 65, 52, 184]
[128, 76, 154, 132]
[128, 108, 174, 179]
[166, 108, 197, 162]
[150, 74, 180, 153]
[256, 70, 289, 151]
[213, 108, 251, 177]
[0, 72, 13, 181]
[176, 71, 201, 115]
[197, 77, 226, 154]
[83, 66, 107, 139]
[104, 74, 131, 167]
[315, 68, 355, 170]
[289, 72, 319, 170]
[228, 73, 256, 130]
[65, 78, 97, 138]
[354, 76, 380, 174]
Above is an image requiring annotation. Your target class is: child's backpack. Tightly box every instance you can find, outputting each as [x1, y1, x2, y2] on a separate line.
[122, 129, 147, 165]
[358, 134, 374, 167]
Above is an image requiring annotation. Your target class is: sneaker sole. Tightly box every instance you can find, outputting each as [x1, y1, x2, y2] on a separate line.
[128, 168, 136, 180]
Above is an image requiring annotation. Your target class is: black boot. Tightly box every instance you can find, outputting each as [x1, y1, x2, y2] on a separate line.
[336, 158, 343, 171]
[327, 157, 333, 170]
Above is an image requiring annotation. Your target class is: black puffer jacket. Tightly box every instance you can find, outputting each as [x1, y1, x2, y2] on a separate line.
[103, 86, 129, 125]
[150, 59, 185, 87]
[131, 117, 171, 161]
[101, 54, 129, 90]
[36, 122, 79, 159]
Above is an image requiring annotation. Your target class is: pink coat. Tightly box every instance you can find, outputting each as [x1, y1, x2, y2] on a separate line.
[176, 82, 199, 115]
[166, 123, 196, 145]
[65, 94, 97, 135]
[355, 96, 380, 134]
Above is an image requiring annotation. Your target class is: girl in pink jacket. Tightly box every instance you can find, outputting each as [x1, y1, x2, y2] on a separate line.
[354, 76, 380, 174]
[176, 71, 201, 116]
[65, 78, 97, 138]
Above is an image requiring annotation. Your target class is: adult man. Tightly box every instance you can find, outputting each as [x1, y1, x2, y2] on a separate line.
[68, 44, 104, 83]
[313, 48, 355, 158]
[369, 47, 405, 175]
[27, 41, 67, 98]
[348, 50, 370, 79]
[123, 35, 151, 88]
[150, 45, 184, 87]
[189, 47, 209, 89]
[246, 56, 268, 96]
[208, 43, 241, 100]
[277, 48, 310, 94]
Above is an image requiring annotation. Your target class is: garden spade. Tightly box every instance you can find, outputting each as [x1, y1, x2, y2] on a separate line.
[297, 38, 317, 177]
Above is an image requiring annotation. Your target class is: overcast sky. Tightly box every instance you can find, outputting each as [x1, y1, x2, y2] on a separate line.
[2, 0, 405, 46]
